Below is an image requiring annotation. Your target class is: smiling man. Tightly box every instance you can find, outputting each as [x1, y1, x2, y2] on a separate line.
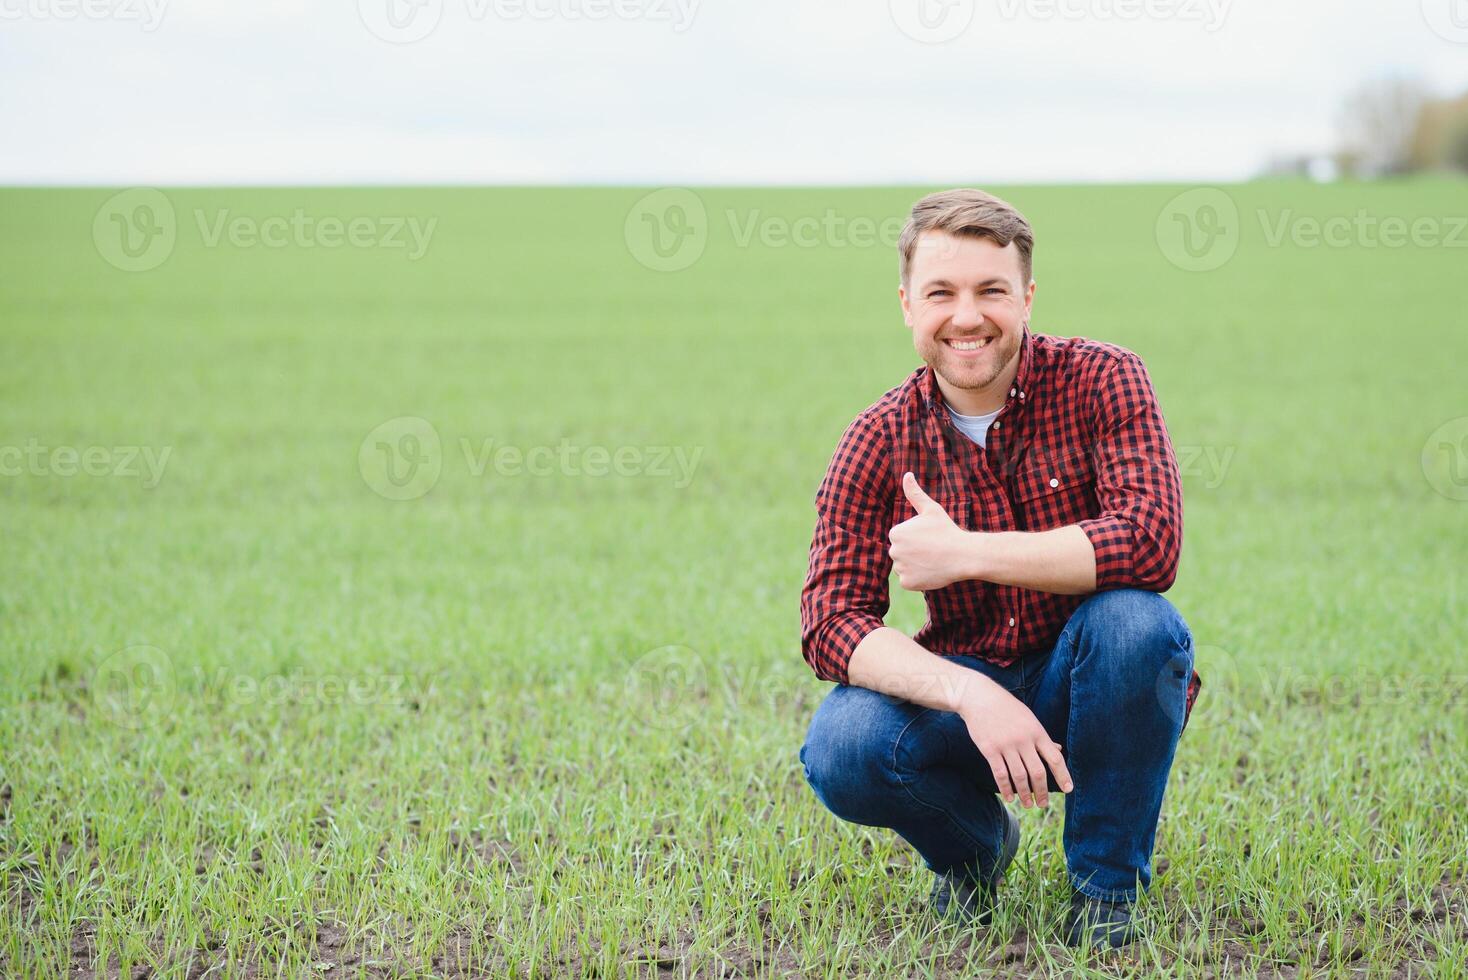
[797, 189, 1202, 948]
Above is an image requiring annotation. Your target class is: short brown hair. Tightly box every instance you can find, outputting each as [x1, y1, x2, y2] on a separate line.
[898, 188, 1035, 287]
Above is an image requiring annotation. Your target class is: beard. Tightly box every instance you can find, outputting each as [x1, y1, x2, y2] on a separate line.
[918, 327, 1022, 393]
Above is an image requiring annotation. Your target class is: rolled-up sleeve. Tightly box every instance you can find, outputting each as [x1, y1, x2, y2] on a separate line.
[1077, 352, 1183, 592]
[799, 412, 895, 684]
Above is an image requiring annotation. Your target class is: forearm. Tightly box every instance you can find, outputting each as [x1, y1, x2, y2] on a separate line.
[845, 626, 1008, 713]
[964, 524, 1097, 594]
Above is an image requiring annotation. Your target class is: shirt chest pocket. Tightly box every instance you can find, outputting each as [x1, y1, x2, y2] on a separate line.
[1013, 457, 1096, 532]
[889, 489, 975, 532]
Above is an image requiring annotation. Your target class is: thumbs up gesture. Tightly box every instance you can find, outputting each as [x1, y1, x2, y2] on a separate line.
[888, 472, 974, 592]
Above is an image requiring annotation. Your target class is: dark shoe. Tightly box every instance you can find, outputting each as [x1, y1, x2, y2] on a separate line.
[1064, 890, 1137, 948]
[929, 806, 1020, 925]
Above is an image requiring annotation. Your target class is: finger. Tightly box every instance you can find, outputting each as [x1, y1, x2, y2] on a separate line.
[902, 471, 942, 516]
[887, 518, 910, 544]
[1039, 740, 1074, 794]
[1020, 745, 1049, 808]
[986, 752, 1014, 804]
[1003, 749, 1032, 808]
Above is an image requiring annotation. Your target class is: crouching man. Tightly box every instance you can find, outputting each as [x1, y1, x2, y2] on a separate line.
[797, 188, 1202, 949]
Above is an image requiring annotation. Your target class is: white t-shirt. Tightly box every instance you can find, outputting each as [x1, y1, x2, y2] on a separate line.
[946, 403, 1002, 448]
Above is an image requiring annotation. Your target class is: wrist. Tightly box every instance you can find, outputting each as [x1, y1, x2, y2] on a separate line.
[961, 530, 994, 582]
[949, 669, 1007, 715]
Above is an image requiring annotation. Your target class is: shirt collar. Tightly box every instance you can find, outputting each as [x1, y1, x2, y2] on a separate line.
[919, 324, 1036, 415]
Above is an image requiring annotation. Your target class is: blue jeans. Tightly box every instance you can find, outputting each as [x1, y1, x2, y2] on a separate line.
[798, 589, 1194, 903]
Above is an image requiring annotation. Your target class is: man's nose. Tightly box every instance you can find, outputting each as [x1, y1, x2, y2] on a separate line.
[951, 295, 984, 328]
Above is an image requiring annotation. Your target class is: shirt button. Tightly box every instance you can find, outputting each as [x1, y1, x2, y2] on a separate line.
[1018, 391, 1025, 400]
[1008, 617, 1016, 627]
[992, 421, 1000, 429]
[1009, 387, 1017, 397]
[1049, 477, 1059, 488]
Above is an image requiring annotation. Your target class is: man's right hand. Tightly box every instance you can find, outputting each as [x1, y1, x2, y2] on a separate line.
[845, 626, 1075, 809]
[957, 685, 1074, 809]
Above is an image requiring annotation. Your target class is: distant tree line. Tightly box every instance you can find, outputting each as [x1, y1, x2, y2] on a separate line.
[1262, 78, 1468, 180]
[1338, 78, 1468, 178]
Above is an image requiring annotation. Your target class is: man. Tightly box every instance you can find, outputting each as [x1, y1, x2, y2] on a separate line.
[797, 188, 1202, 949]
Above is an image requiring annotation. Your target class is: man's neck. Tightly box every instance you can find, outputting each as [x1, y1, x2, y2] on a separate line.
[934, 362, 1019, 416]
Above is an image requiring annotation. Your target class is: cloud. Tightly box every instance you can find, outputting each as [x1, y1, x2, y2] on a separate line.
[0, 0, 1462, 183]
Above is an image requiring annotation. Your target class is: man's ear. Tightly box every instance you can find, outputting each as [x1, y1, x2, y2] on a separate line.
[898, 282, 912, 328]
[1023, 278, 1036, 321]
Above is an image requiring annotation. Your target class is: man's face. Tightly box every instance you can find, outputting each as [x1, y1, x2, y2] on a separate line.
[899, 230, 1034, 399]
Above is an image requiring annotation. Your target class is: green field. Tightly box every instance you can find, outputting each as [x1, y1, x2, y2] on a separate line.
[1, 182, 1465, 977]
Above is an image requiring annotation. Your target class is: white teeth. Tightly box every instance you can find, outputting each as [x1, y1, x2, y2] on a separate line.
[949, 338, 991, 351]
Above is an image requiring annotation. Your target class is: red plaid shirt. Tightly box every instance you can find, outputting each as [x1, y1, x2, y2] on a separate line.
[800, 327, 1201, 727]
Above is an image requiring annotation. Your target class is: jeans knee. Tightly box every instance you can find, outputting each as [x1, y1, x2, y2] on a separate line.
[1074, 589, 1191, 678]
[800, 688, 902, 823]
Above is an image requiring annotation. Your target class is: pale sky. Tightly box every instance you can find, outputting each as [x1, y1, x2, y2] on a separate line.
[1, 0, 1465, 184]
